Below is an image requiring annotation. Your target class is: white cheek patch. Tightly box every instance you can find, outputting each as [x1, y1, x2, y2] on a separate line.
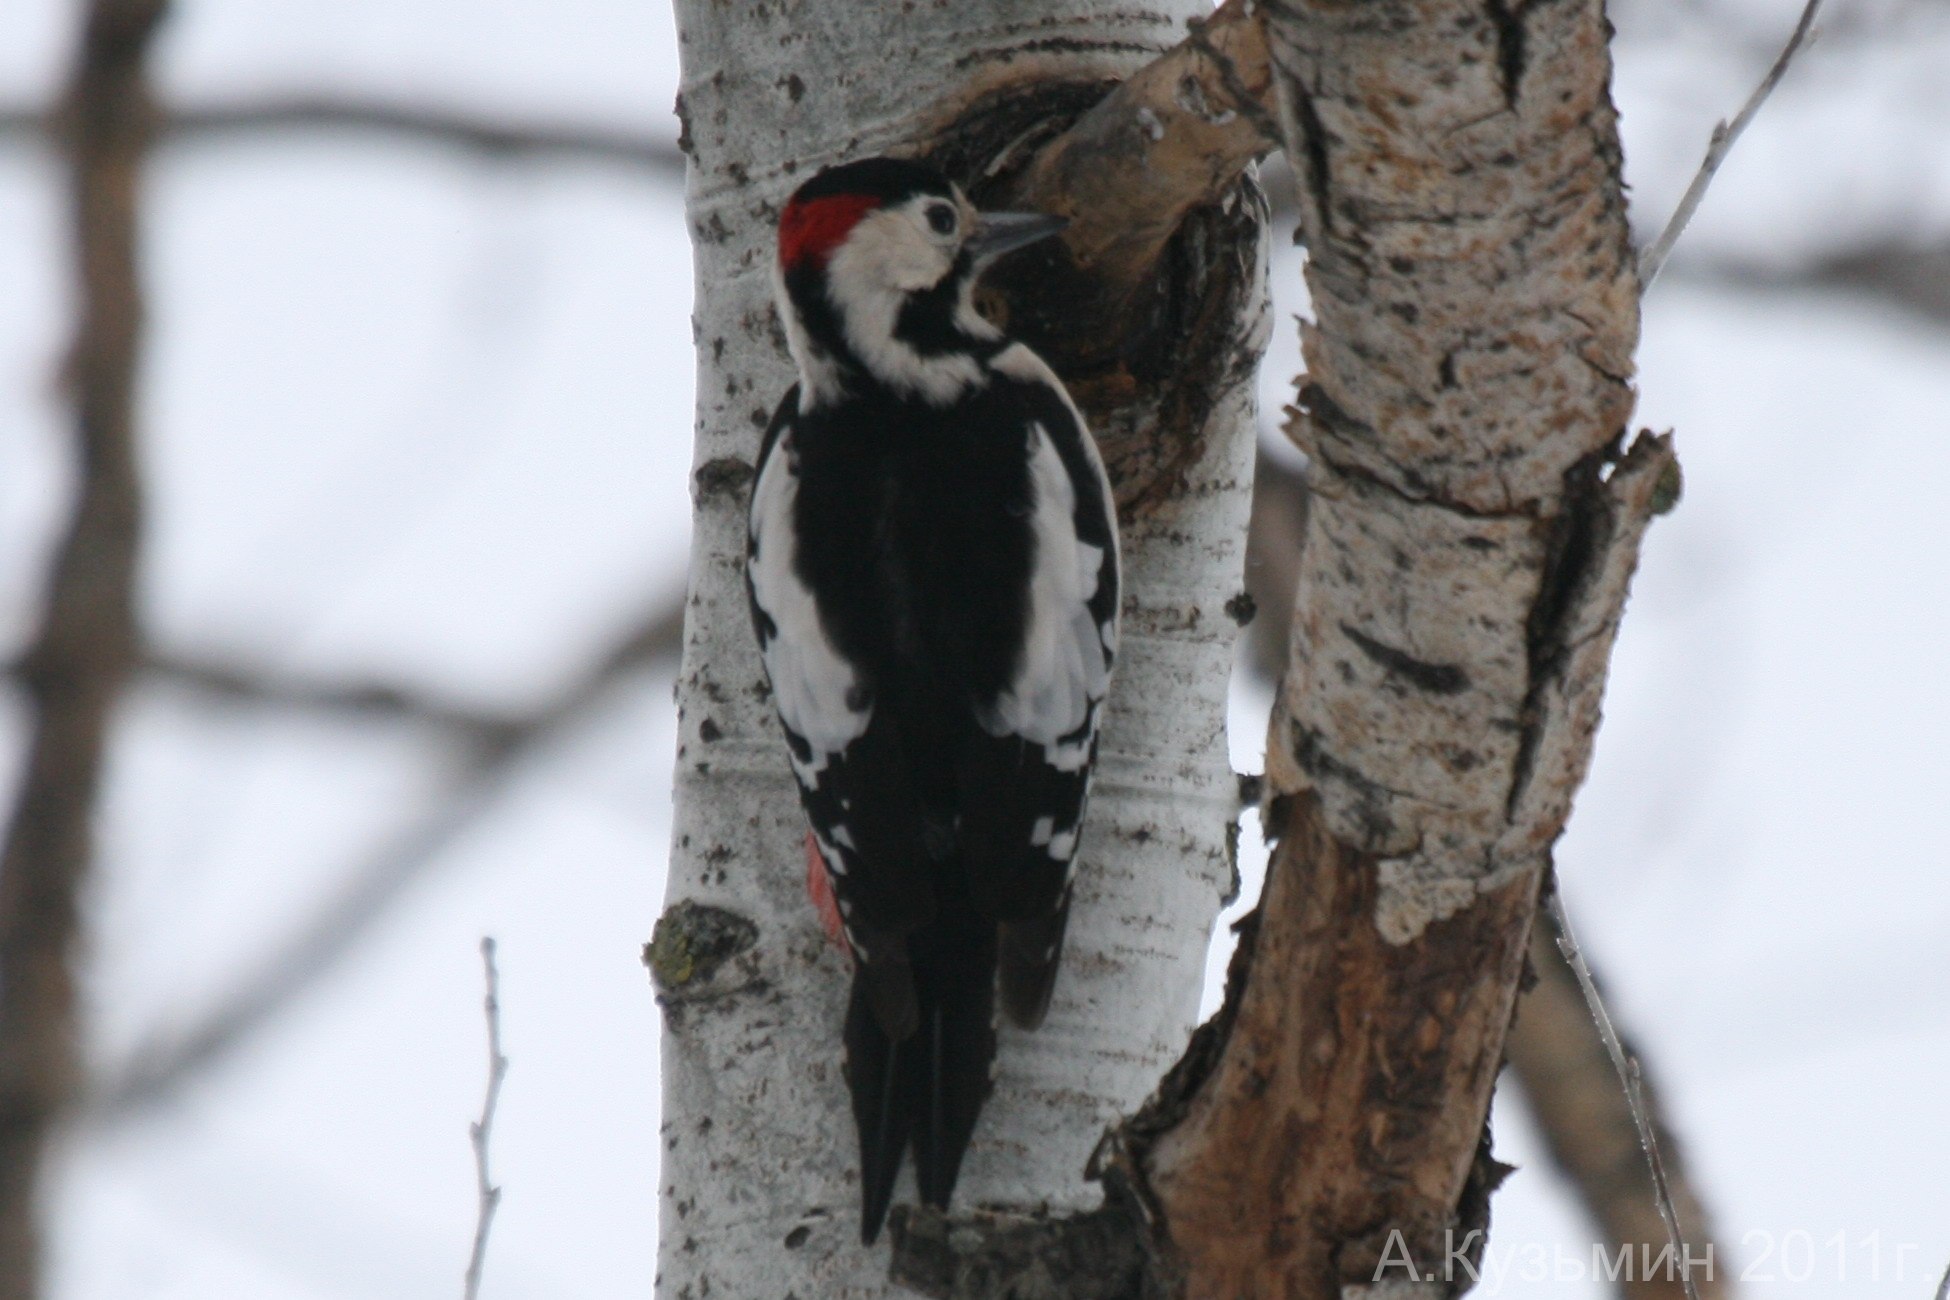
[824, 212, 985, 407]
[749, 429, 872, 775]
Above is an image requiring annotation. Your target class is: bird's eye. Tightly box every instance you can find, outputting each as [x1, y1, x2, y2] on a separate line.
[926, 204, 957, 236]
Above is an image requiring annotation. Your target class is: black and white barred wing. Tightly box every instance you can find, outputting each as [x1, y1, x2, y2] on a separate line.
[746, 412, 870, 796]
[961, 351, 1121, 1026]
[746, 400, 932, 975]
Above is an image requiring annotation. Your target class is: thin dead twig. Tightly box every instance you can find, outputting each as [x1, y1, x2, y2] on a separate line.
[85, 595, 684, 1123]
[1506, 913, 1724, 1297]
[1546, 891, 1704, 1300]
[464, 937, 510, 1300]
[1638, 0, 1824, 290]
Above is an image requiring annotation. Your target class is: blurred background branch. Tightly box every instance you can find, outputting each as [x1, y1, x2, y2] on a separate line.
[0, 96, 684, 175]
[0, 1, 165, 1294]
[83, 593, 682, 1125]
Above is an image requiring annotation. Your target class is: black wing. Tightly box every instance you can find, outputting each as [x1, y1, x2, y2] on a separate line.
[958, 346, 1120, 1028]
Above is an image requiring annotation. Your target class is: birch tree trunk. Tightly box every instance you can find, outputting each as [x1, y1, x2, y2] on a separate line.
[1129, 1, 1679, 1294]
[656, 4, 1267, 1295]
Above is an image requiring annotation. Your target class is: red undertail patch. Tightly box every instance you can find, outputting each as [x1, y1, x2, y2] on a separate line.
[805, 832, 850, 957]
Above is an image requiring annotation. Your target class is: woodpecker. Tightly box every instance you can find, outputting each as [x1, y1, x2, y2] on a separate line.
[745, 157, 1120, 1243]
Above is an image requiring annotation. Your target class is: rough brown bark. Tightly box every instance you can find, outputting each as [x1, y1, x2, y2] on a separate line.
[1245, 462, 1725, 1298]
[0, 0, 164, 1291]
[1147, 794, 1534, 1295]
[1131, 0, 1677, 1294]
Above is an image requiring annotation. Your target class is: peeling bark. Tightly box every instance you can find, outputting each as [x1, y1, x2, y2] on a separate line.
[1134, 0, 1674, 1293]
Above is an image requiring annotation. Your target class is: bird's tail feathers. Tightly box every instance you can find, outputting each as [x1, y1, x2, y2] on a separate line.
[844, 914, 996, 1243]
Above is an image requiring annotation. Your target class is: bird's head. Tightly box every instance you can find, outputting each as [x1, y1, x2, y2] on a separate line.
[772, 157, 1067, 407]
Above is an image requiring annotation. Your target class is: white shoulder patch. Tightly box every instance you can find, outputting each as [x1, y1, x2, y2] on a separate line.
[980, 419, 1116, 772]
[991, 345, 1121, 663]
[749, 429, 871, 779]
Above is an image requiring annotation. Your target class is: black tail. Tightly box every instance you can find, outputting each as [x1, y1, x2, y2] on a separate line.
[845, 911, 997, 1244]
[997, 891, 1071, 1030]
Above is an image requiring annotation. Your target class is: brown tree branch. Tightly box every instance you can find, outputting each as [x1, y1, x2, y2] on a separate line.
[138, 650, 526, 737]
[85, 597, 682, 1124]
[0, 1, 165, 1292]
[0, 95, 685, 176]
[1009, 0, 1278, 293]
[6, 585, 684, 739]
[1683, 240, 1950, 330]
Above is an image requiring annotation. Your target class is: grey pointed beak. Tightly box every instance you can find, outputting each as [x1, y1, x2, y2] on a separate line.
[965, 211, 1069, 264]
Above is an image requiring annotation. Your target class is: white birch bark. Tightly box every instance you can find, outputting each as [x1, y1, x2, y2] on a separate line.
[657, 4, 1266, 1295]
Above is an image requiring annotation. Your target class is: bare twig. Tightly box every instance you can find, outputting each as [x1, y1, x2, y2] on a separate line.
[85, 595, 684, 1123]
[1506, 914, 1725, 1297]
[1546, 891, 1704, 1300]
[0, 95, 684, 176]
[1638, 0, 1824, 291]
[0, 1, 164, 1292]
[464, 937, 510, 1300]
[1933, 1257, 1949, 1300]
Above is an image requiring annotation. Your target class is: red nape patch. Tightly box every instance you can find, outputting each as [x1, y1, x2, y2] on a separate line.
[779, 193, 880, 271]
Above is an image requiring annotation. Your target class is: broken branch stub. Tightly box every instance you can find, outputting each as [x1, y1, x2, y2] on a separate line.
[939, 0, 1276, 510]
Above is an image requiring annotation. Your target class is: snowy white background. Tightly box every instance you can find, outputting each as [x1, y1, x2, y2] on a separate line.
[1, 0, 1947, 1295]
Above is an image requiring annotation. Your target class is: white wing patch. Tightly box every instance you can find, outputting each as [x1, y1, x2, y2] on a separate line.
[749, 428, 871, 779]
[980, 419, 1115, 772]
